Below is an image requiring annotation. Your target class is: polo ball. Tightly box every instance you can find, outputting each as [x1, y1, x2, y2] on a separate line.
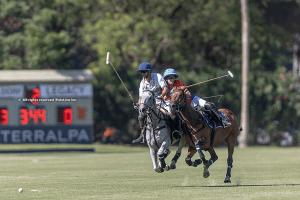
[18, 188, 23, 193]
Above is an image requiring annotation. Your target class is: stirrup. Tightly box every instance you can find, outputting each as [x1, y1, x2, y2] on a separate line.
[132, 134, 145, 143]
[221, 120, 232, 129]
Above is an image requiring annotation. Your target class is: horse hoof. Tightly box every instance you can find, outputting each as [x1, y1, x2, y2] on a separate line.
[203, 171, 210, 178]
[185, 157, 192, 166]
[192, 159, 202, 167]
[155, 167, 164, 173]
[164, 165, 170, 171]
[170, 162, 176, 169]
[203, 167, 210, 178]
[224, 176, 231, 183]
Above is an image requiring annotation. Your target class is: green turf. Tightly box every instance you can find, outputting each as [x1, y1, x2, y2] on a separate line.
[0, 145, 299, 200]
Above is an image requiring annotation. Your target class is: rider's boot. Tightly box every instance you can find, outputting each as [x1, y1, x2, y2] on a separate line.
[132, 117, 146, 143]
[205, 102, 232, 129]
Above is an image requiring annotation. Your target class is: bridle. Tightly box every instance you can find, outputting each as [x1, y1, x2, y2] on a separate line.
[171, 89, 207, 135]
[139, 90, 156, 114]
[142, 90, 167, 125]
[139, 90, 168, 147]
[140, 90, 155, 113]
[172, 90, 189, 112]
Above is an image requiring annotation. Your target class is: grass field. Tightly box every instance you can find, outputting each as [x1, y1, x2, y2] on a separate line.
[0, 144, 299, 200]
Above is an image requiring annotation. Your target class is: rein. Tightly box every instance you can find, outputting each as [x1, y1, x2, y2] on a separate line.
[173, 90, 208, 135]
[141, 91, 168, 148]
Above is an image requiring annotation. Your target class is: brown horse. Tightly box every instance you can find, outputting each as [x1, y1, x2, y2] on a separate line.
[170, 87, 241, 183]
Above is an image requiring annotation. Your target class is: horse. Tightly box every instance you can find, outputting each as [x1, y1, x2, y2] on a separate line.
[170, 87, 241, 183]
[138, 88, 186, 173]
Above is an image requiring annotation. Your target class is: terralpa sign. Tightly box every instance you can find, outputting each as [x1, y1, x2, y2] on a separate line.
[0, 126, 92, 144]
[40, 84, 92, 98]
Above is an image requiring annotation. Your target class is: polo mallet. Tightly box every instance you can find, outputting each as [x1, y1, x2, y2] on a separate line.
[106, 52, 135, 103]
[186, 71, 234, 88]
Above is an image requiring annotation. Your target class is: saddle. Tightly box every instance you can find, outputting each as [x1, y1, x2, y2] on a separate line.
[201, 111, 228, 129]
[194, 107, 229, 149]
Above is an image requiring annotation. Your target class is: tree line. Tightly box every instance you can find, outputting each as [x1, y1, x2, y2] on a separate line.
[1, 0, 300, 145]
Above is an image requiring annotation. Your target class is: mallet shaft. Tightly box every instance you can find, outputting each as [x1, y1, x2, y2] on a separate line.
[106, 53, 135, 103]
[186, 75, 227, 88]
[186, 71, 234, 88]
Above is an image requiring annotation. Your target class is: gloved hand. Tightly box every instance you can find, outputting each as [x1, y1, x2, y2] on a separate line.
[189, 93, 195, 100]
[133, 102, 139, 110]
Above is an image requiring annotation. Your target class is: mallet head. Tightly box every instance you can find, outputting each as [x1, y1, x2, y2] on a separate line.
[106, 52, 110, 64]
[228, 71, 234, 78]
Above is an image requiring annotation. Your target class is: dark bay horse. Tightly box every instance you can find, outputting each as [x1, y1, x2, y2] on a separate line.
[170, 87, 241, 183]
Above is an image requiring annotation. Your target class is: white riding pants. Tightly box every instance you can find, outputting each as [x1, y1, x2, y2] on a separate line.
[191, 96, 206, 108]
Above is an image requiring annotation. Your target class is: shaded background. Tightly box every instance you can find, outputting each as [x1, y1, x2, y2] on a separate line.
[1, 0, 300, 146]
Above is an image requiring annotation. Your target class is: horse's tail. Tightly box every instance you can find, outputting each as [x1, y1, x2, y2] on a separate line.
[239, 127, 243, 131]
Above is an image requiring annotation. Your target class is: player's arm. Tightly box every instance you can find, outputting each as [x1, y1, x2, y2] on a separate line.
[180, 86, 191, 97]
[160, 86, 169, 100]
[138, 98, 141, 105]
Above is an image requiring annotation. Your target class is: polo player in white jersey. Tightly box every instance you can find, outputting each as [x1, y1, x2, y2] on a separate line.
[132, 62, 180, 143]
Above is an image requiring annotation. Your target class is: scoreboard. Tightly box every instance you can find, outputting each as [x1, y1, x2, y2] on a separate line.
[0, 70, 94, 144]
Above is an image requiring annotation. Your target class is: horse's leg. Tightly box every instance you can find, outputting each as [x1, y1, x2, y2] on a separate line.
[157, 137, 171, 172]
[195, 140, 210, 178]
[149, 147, 161, 173]
[170, 136, 185, 169]
[224, 143, 234, 183]
[184, 134, 200, 167]
[204, 148, 218, 169]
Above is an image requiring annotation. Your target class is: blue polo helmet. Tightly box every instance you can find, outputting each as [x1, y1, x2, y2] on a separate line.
[163, 68, 178, 78]
[137, 62, 152, 72]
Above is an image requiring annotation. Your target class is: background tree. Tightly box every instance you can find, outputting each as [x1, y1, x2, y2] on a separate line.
[0, 0, 98, 70]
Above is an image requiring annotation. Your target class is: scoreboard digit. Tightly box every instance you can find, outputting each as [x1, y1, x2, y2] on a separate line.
[58, 107, 73, 125]
[25, 86, 40, 104]
[20, 107, 46, 125]
[0, 108, 8, 125]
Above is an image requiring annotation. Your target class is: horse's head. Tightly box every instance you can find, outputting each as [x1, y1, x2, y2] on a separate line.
[170, 86, 187, 114]
[139, 89, 156, 118]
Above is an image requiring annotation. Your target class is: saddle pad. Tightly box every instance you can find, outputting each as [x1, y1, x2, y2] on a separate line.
[201, 111, 228, 129]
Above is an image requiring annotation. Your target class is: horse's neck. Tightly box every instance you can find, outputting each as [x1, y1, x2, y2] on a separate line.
[181, 101, 201, 125]
[148, 106, 160, 125]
